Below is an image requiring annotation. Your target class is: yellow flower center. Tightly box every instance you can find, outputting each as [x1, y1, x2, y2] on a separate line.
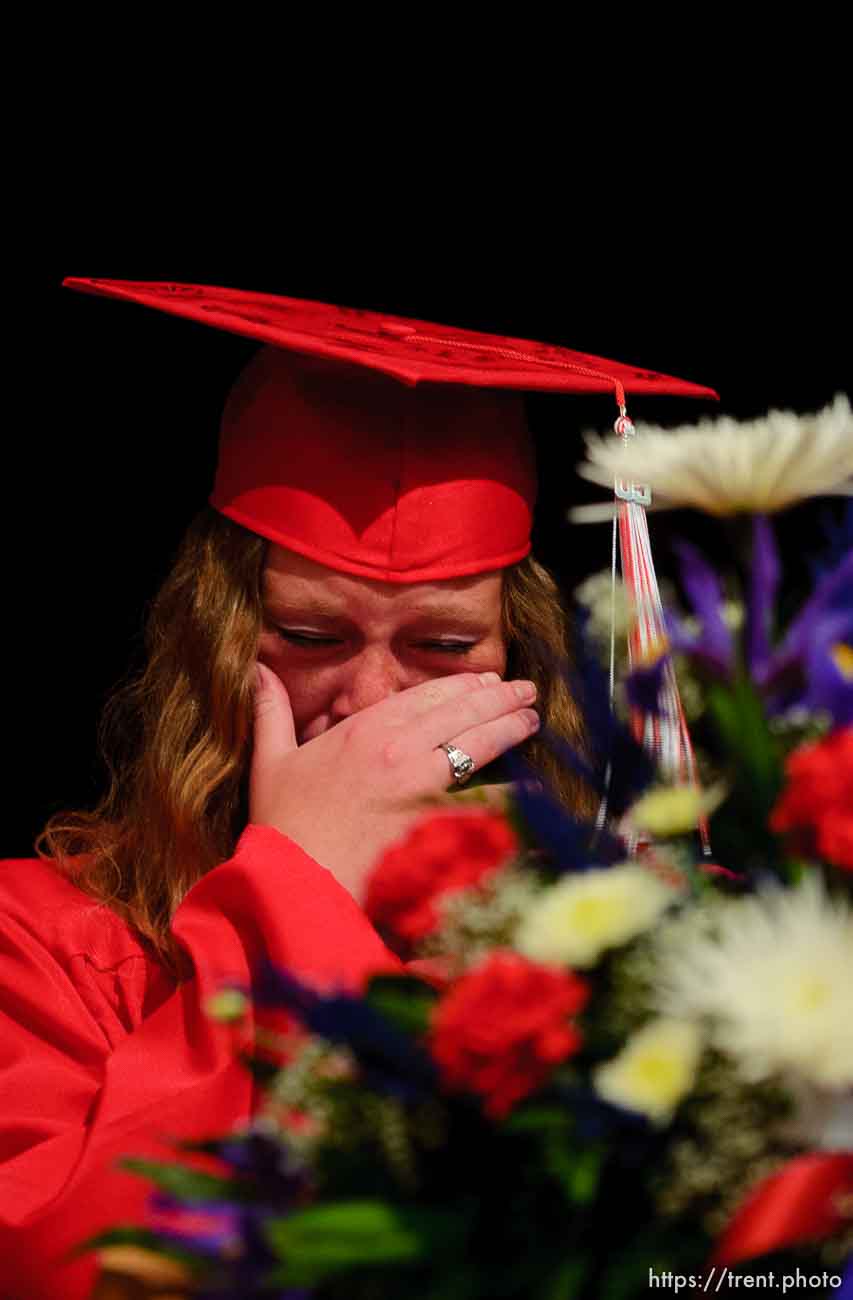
[632, 1051, 684, 1092]
[568, 895, 627, 938]
[786, 975, 832, 1014]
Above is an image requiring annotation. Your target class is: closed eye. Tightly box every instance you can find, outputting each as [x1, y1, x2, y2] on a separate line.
[275, 629, 477, 655]
[275, 629, 342, 646]
[417, 641, 477, 654]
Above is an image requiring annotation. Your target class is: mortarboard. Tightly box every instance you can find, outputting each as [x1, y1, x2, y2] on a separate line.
[61, 279, 718, 583]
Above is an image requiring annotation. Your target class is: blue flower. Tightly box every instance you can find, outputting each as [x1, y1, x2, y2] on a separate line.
[758, 545, 853, 725]
[666, 540, 735, 679]
[503, 747, 624, 869]
[665, 516, 853, 727]
[252, 963, 438, 1101]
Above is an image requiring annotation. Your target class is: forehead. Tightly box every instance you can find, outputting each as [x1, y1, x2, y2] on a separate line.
[262, 545, 503, 619]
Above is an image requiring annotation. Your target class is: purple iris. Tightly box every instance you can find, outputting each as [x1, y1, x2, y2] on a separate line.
[146, 1191, 242, 1255]
[146, 1192, 311, 1299]
[654, 516, 853, 727]
[668, 539, 736, 679]
[759, 540, 853, 725]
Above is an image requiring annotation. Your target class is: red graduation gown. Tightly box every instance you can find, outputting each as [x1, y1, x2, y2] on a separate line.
[0, 824, 405, 1299]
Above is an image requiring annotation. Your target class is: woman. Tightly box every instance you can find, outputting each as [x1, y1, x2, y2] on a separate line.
[0, 281, 713, 1298]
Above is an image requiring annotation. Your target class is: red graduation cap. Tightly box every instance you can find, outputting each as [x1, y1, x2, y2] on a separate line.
[62, 278, 718, 582]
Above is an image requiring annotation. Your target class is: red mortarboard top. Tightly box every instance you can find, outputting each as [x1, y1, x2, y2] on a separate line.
[62, 278, 719, 582]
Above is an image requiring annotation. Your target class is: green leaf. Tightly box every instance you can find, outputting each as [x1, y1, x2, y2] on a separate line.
[786, 858, 810, 883]
[543, 1136, 603, 1207]
[502, 1106, 603, 1208]
[364, 973, 439, 1036]
[564, 1146, 604, 1205]
[704, 676, 789, 874]
[263, 1199, 463, 1284]
[706, 678, 783, 811]
[119, 1157, 252, 1203]
[501, 1105, 573, 1135]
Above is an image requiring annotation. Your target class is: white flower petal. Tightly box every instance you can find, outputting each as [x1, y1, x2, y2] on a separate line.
[593, 1017, 703, 1124]
[654, 874, 853, 1089]
[514, 863, 679, 968]
[574, 394, 853, 516]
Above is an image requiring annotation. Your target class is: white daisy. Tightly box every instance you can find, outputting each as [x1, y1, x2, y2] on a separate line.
[628, 783, 728, 838]
[654, 873, 853, 1090]
[569, 393, 853, 519]
[593, 1018, 703, 1125]
[514, 863, 679, 969]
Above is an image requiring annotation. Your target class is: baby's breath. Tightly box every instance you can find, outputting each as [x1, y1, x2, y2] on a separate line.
[418, 862, 544, 970]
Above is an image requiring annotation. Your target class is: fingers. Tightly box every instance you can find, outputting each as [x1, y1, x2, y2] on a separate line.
[401, 677, 538, 756]
[376, 669, 505, 727]
[250, 665, 299, 825]
[252, 663, 298, 765]
[385, 676, 539, 787]
[430, 706, 540, 790]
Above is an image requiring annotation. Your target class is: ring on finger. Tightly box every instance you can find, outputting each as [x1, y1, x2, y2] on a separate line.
[437, 741, 476, 786]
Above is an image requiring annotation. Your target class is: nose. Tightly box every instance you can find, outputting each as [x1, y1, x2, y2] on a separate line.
[328, 646, 409, 721]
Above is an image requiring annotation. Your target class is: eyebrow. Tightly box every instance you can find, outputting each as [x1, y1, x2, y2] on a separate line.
[263, 595, 350, 619]
[263, 597, 492, 631]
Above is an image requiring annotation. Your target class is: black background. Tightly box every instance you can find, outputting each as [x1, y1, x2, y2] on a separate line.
[7, 193, 849, 858]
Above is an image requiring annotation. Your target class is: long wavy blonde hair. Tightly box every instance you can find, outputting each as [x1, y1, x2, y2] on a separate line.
[38, 508, 594, 974]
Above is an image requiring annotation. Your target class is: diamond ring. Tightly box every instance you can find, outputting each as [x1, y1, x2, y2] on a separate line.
[438, 742, 476, 786]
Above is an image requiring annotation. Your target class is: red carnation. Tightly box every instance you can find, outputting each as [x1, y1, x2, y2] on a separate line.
[364, 811, 518, 948]
[427, 950, 589, 1119]
[770, 727, 853, 871]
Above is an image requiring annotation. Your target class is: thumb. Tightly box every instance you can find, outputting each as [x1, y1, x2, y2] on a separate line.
[252, 662, 298, 767]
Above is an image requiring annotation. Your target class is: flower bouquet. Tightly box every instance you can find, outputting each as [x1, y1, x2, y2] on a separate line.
[90, 398, 853, 1299]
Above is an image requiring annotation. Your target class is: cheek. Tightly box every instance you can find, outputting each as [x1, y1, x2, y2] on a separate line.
[256, 638, 335, 736]
[463, 635, 507, 679]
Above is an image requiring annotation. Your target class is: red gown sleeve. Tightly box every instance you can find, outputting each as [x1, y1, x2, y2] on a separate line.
[0, 824, 404, 1300]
